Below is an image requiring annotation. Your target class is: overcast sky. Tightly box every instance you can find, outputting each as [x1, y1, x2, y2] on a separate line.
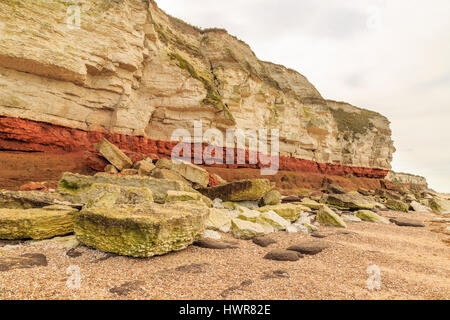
[158, 0, 450, 192]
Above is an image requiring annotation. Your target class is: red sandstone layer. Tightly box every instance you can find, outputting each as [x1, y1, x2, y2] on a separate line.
[0, 116, 389, 178]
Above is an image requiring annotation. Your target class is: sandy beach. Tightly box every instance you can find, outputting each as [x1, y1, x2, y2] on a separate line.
[0, 209, 448, 300]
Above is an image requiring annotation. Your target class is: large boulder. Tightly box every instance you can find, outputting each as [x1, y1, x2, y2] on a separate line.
[386, 199, 409, 213]
[231, 218, 265, 240]
[317, 206, 347, 228]
[326, 193, 378, 210]
[150, 168, 191, 187]
[429, 197, 450, 214]
[355, 210, 390, 224]
[58, 173, 193, 204]
[0, 208, 76, 240]
[199, 179, 274, 202]
[84, 184, 153, 209]
[0, 190, 67, 209]
[256, 203, 302, 222]
[155, 159, 210, 188]
[94, 138, 133, 171]
[74, 203, 209, 258]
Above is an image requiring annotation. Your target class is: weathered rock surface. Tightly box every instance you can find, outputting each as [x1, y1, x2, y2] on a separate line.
[205, 209, 232, 233]
[259, 190, 282, 206]
[84, 183, 154, 209]
[165, 190, 201, 202]
[0, 208, 76, 240]
[0, 190, 66, 209]
[58, 172, 192, 203]
[410, 201, 432, 213]
[317, 206, 347, 228]
[74, 203, 209, 258]
[0, 253, 47, 272]
[199, 179, 274, 202]
[257, 211, 291, 230]
[0, 0, 394, 179]
[156, 160, 210, 188]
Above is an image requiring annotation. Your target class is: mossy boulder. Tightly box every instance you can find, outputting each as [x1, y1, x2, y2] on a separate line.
[58, 172, 193, 204]
[256, 203, 302, 222]
[0, 208, 76, 240]
[74, 203, 209, 258]
[84, 184, 153, 209]
[326, 193, 377, 210]
[259, 190, 282, 206]
[385, 199, 409, 213]
[356, 210, 390, 224]
[317, 206, 347, 228]
[198, 179, 274, 202]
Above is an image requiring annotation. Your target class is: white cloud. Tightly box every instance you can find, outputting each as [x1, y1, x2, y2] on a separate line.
[158, 0, 450, 192]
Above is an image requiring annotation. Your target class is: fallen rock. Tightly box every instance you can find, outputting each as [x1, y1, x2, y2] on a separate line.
[300, 198, 324, 210]
[317, 205, 347, 228]
[257, 211, 290, 230]
[205, 208, 232, 233]
[386, 199, 409, 213]
[326, 193, 378, 210]
[264, 249, 302, 262]
[104, 165, 119, 174]
[429, 197, 450, 214]
[150, 168, 191, 187]
[281, 196, 303, 203]
[84, 183, 154, 209]
[133, 158, 155, 176]
[0, 253, 47, 272]
[203, 229, 222, 240]
[410, 201, 432, 213]
[259, 190, 282, 206]
[389, 217, 425, 228]
[237, 207, 261, 222]
[0, 190, 66, 209]
[210, 173, 227, 186]
[342, 215, 362, 223]
[252, 236, 277, 247]
[231, 218, 266, 240]
[156, 159, 210, 188]
[327, 184, 345, 194]
[58, 172, 192, 204]
[74, 203, 209, 258]
[257, 204, 301, 222]
[121, 169, 139, 176]
[19, 182, 47, 192]
[194, 239, 238, 250]
[287, 241, 330, 255]
[356, 210, 390, 224]
[199, 179, 274, 202]
[94, 138, 133, 171]
[165, 190, 201, 202]
[0, 208, 76, 240]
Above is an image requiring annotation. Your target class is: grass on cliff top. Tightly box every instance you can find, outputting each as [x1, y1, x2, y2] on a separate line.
[168, 52, 236, 124]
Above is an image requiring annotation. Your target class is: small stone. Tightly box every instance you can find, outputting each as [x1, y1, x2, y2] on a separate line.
[257, 210, 291, 230]
[134, 159, 155, 176]
[252, 236, 277, 247]
[121, 169, 139, 176]
[264, 249, 302, 262]
[287, 241, 330, 255]
[389, 217, 425, 228]
[203, 230, 222, 240]
[194, 239, 238, 250]
[259, 190, 282, 206]
[231, 218, 266, 239]
[342, 215, 362, 222]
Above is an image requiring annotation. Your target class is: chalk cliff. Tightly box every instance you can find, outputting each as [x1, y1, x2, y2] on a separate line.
[0, 0, 395, 178]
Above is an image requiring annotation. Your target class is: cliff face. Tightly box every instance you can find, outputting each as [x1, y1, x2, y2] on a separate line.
[0, 0, 395, 177]
[386, 171, 429, 189]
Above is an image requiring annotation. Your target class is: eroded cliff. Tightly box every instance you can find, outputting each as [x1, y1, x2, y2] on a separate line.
[0, 0, 395, 178]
